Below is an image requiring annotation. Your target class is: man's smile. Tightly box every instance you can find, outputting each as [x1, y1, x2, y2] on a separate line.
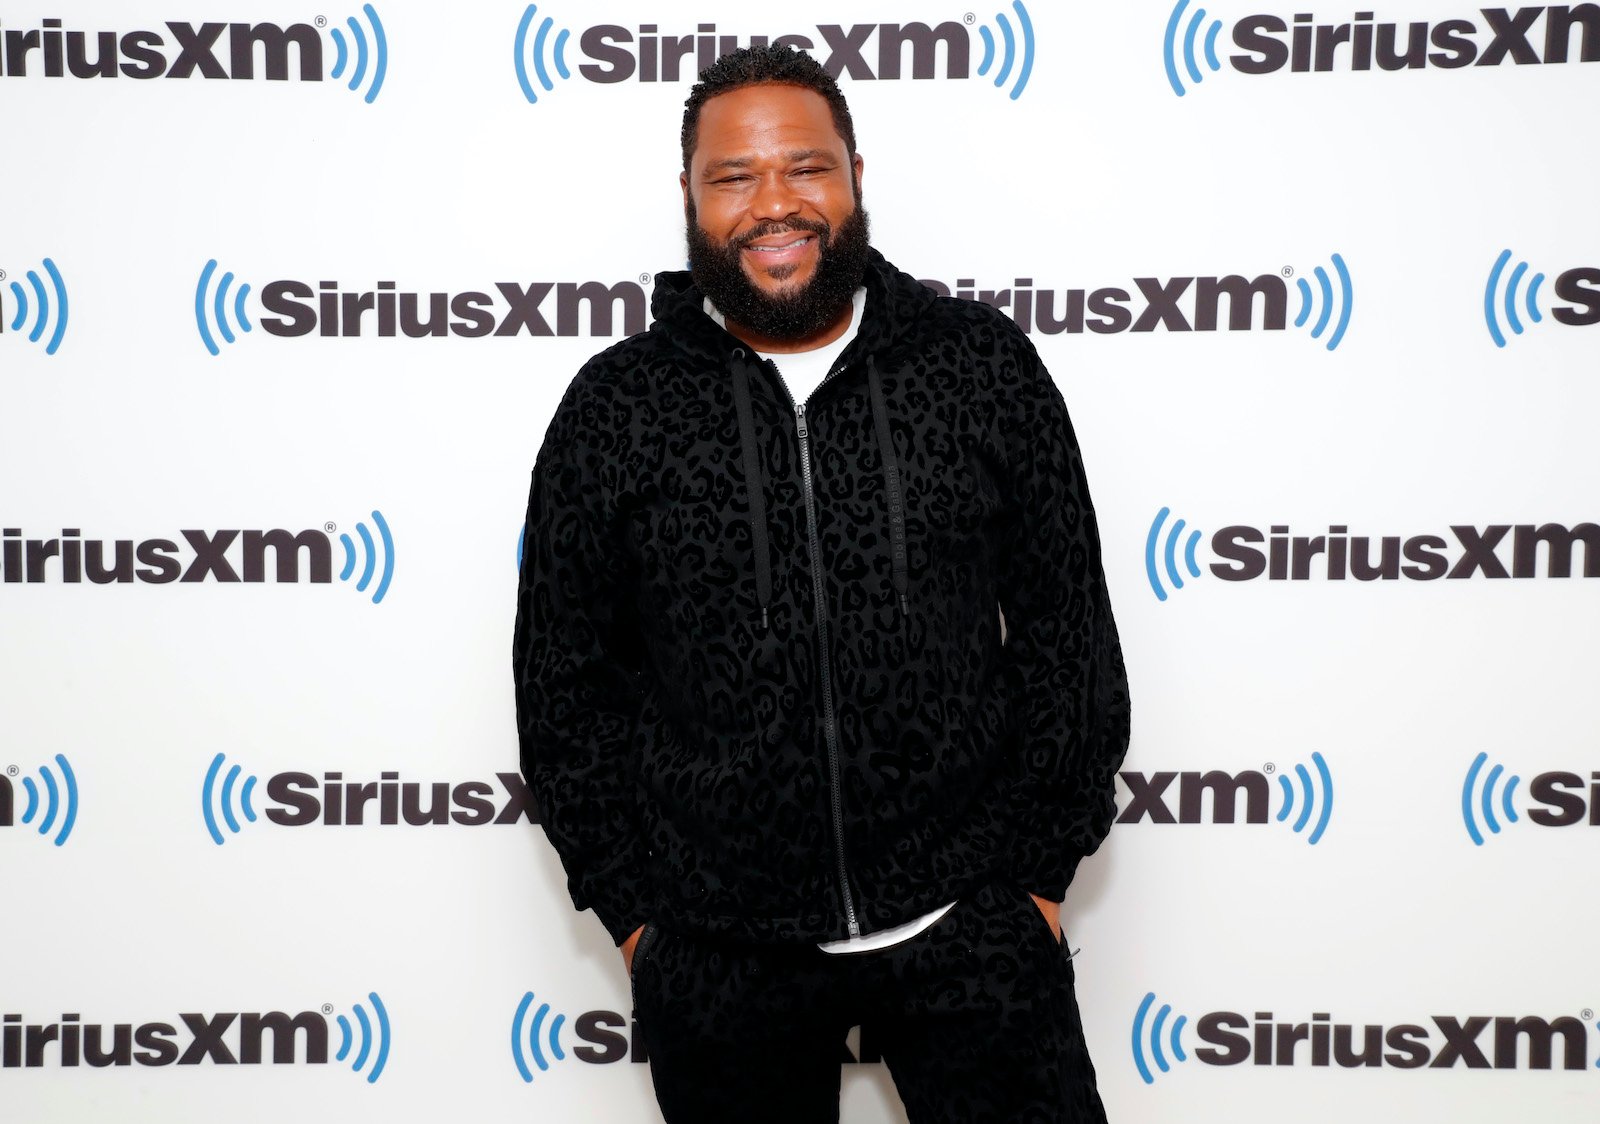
[741, 232, 818, 267]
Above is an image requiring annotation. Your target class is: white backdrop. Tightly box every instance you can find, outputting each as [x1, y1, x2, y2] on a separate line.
[2, 1, 1597, 1121]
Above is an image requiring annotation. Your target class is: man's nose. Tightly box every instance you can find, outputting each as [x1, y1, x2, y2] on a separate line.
[749, 173, 800, 222]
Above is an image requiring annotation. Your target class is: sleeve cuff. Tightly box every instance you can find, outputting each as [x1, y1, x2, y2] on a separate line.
[583, 879, 654, 947]
[1010, 849, 1083, 905]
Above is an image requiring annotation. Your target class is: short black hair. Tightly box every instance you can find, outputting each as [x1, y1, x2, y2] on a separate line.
[680, 44, 857, 174]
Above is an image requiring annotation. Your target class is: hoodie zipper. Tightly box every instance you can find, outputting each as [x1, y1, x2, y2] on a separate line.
[756, 352, 861, 940]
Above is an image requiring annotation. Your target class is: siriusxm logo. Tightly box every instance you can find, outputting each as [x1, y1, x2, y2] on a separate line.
[1132, 993, 1599, 1080]
[1, 754, 79, 847]
[0, 259, 69, 356]
[195, 260, 646, 353]
[1162, 1, 1225, 94]
[0, 8, 387, 101]
[331, 994, 390, 1084]
[1484, 250, 1600, 347]
[513, 2, 1036, 103]
[509, 991, 884, 1081]
[920, 255, 1352, 348]
[0, 511, 394, 605]
[1462, 752, 1600, 845]
[1147, 509, 1600, 599]
[1146, 507, 1203, 601]
[326, 6, 389, 103]
[1117, 754, 1333, 845]
[1164, 3, 1600, 94]
[202, 753, 535, 845]
[511, 991, 644, 1079]
[1, 994, 390, 1081]
[513, 992, 578, 1080]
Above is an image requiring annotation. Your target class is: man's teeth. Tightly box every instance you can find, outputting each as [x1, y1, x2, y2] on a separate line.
[748, 237, 813, 252]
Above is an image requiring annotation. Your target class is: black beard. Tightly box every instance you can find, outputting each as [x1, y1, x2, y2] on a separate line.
[685, 200, 871, 344]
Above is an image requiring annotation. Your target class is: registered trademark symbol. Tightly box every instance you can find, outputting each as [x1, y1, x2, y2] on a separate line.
[1263, 762, 1276, 774]
[964, 12, 976, 24]
[324, 522, 337, 533]
[5, 765, 17, 777]
[1281, 266, 1294, 278]
[0, 269, 7, 282]
[322, 1003, 334, 1015]
[315, 15, 327, 28]
[1583, 1008, 1594, 1021]
[639, 273, 652, 285]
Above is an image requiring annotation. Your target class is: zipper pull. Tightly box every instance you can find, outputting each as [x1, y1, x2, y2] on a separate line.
[794, 403, 807, 439]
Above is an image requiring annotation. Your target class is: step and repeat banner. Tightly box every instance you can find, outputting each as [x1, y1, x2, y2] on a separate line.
[2, 2, 1595, 1121]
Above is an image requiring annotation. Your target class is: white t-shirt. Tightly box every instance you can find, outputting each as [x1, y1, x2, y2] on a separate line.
[705, 286, 865, 407]
[706, 286, 959, 955]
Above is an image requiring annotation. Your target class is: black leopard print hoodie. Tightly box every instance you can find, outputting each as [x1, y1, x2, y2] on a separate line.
[514, 247, 1131, 947]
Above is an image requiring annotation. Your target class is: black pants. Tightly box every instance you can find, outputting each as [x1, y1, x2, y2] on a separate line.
[630, 879, 1109, 1124]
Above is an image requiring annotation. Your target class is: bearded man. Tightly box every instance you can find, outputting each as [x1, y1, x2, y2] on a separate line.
[514, 43, 1130, 1124]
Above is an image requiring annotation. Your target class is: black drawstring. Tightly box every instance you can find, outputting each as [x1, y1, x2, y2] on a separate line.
[728, 347, 773, 634]
[729, 348, 911, 637]
[867, 356, 910, 624]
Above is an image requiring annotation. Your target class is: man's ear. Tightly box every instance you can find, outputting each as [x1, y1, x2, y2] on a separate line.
[680, 170, 690, 211]
[851, 152, 864, 191]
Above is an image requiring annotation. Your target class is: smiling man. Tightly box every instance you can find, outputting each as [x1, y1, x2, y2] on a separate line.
[514, 44, 1130, 1124]
[680, 79, 869, 353]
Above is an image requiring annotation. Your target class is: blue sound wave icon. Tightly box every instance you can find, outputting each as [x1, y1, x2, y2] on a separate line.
[1461, 751, 1520, 846]
[13, 754, 79, 847]
[1163, 0, 1223, 96]
[1146, 507, 1202, 602]
[338, 510, 395, 605]
[1483, 250, 1545, 348]
[511, 991, 569, 1082]
[975, 2, 1036, 100]
[1274, 751, 1333, 845]
[515, 5, 572, 104]
[201, 752, 259, 846]
[328, 5, 389, 104]
[1131, 992, 1189, 1085]
[1293, 254, 1354, 351]
[3, 258, 70, 356]
[335, 992, 392, 1084]
[194, 260, 254, 357]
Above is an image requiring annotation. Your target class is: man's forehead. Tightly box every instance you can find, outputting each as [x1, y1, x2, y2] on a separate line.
[693, 84, 847, 165]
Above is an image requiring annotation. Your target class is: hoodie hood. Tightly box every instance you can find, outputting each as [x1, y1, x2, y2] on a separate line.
[645, 247, 937, 637]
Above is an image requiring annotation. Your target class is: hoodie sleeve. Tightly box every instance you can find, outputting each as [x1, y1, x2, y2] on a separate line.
[513, 369, 653, 946]
[992, 319, 1132, 904]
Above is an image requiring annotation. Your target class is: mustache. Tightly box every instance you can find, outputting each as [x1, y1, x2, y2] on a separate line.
[729, 218, 831, 251]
